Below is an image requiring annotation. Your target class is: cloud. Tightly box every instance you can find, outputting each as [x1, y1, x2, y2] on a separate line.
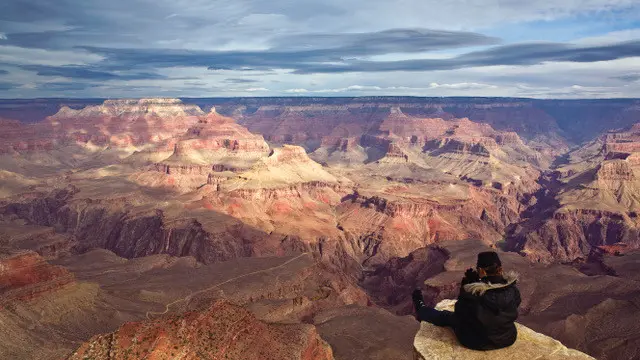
[612, 73, 640, 82]
[0, 69, 8, 75]
[283, 83, 497, 93]
[284, 88, 310, 93]
[428, 82, 497, 90]
[223, 78, 258, 84]
[285, 85, 384, 93]
[293, 40, 640, 73]
[78, 26, 497, 72]
[1, 0, 640, 97]
[0, 45, 103, 66]
[271, 28, 500, 54]
[37, 82, 98, 91]
[245, 87, 269, 92]
[514, 84, 624, 98]
[0, 82, 14, 90]
[74, 39, 640, 77]
[20, 64, 166, 80]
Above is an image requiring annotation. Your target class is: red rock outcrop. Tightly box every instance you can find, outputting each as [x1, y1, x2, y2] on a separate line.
[67, 299, 334, 360]
[219, 145, 342, 193]
[506, 208, 640, 263]
[0, 118, 53, 154]
[385, 143, 409, 161]
[47, 98, 203, 147]
[128, 108, 270, 192]
[359, 134, 392, 149]
[174, 109, 270, 154]
[153, 163, 211, 175]
[595, 242, 629, 255]
[603, 125, 640, 153]
[595, 160, 635, 181]
[0, 251, 75, 301]
[320, 136, 360, 152]
[424, 138, 492, 157]
[0, 99, 205, 154]
[337, 185, 522, 265]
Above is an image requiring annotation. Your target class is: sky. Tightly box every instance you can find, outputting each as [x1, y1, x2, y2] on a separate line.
[1, 0, 640, 98]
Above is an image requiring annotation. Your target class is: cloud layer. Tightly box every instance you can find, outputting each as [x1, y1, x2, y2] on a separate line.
[1, 0, 640, 98]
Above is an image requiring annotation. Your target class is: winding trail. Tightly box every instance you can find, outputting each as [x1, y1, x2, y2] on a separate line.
[145, 252, 309, 320]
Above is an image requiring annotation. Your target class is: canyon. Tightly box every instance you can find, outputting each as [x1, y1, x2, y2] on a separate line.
[1, 97, 640, 359]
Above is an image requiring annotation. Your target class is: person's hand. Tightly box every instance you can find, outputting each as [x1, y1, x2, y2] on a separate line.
[412, 288, 424, 304]
[464, 268, 479, 283]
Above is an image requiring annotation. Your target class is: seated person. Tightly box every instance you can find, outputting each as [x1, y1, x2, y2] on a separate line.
[412, 251, 521, 350]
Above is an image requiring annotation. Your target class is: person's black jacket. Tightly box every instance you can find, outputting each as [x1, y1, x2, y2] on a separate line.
[454, 271, 521, 350]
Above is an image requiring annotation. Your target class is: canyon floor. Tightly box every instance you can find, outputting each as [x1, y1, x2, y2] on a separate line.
[1, 97, 640, 359]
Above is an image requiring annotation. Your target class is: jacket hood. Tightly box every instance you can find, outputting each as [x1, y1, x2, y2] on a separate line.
[463, 271, 519, 296]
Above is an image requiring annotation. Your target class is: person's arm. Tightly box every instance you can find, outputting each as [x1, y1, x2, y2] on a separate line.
[412, 289, 427, 320]
[412, 289, 457, 326]
[461, 268, 480, 286]
[455, 269, 480, 320]
[458, 268, 479, 299]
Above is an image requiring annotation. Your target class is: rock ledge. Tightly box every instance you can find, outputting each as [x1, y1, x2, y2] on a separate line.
[414, 299, 594, 360]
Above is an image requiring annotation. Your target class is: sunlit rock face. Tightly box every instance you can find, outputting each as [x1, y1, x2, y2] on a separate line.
[413, 300, 594, 360]
[67, 299, 335, 360]
[3, 98, 640, 360]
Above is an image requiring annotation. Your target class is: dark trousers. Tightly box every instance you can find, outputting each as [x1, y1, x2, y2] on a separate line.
[417, 307, 458, 328]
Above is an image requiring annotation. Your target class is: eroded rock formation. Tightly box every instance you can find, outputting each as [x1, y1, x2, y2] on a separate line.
[67, 300, 334, 360]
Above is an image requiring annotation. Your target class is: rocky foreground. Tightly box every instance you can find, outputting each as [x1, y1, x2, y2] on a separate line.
[414, 300, 594, 360]
[1, 97, 640, 359]
[68, 300, 334, 360]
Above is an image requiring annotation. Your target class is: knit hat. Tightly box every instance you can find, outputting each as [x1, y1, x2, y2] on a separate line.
[477, 251, 502, 268]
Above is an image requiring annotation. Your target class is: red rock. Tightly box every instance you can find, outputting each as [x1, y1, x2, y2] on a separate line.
[319, 136, 360, 151]
[596, 242, 629, 255]
[67, 300, 334, 360]
[595, 160, 635, 181]
[336, 186, 521, 265]
[385, 143, 409, 160]
[0, 251, 75, 301]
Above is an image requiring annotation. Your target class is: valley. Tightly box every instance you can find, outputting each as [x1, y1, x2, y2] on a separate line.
[1, 97, 640, 359]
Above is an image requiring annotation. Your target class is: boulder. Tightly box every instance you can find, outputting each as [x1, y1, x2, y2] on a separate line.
[413, 300, 594, 360]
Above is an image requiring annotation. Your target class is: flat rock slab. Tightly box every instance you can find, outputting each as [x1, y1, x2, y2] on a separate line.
[414, 300, 595, 360]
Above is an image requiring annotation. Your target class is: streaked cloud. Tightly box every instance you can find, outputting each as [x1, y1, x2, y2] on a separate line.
[223, 78, 259, 84]
[612, 73, 640, 82]
[0, 82, 14, 90]
[20, 64, 167, 80]
[0, 0, 639, 97]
